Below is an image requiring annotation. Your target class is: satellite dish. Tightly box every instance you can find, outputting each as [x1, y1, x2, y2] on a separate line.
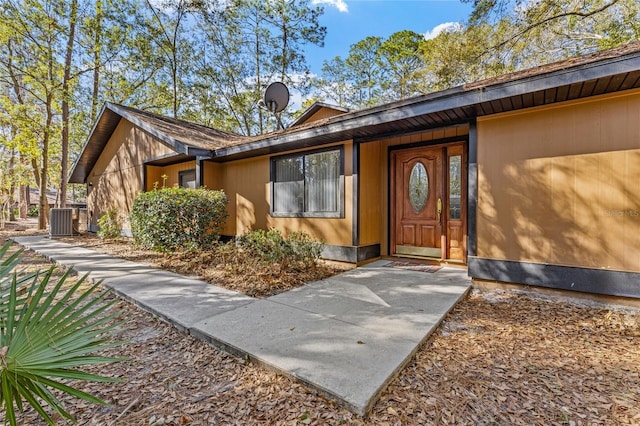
[264, 82, 289, 113]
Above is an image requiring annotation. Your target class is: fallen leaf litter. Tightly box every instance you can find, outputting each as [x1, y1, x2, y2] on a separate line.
[2, 225, 639, 425]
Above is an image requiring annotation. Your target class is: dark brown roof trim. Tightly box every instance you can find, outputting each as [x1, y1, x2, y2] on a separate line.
[290, 102, 350, 127]
[213, 43, 640, 161]
[69, 104, 119, 183]
[107, 103, 192, 155]
[144, 152, 195, 167]
[69, 102, 225, 183]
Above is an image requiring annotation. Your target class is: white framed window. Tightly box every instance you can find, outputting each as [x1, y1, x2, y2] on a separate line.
[270, 147, 344, 218]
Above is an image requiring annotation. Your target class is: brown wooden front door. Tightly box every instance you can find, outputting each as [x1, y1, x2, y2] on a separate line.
[391, 144, 466, 261]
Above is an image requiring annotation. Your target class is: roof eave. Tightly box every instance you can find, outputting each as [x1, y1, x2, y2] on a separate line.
[213, 49, 640, 161]
[68, 103, 203, 184]
[68, 104, 118, 183]
[106, 103, 190, 155]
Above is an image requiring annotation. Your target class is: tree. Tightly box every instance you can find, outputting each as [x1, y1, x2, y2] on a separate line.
[85, 0, 165, 112]
[316, 31, 426, 109]
[89, 0, 103, 123]
[0, 41, 38, 222]
[0, 0, 65, 229]
[193, 0, 326, 135]
[142, 0, 200, 118]
[463, 0, 640, 69]
[60, 0, 78, 208]
[345, 36, 383, 107]
[421, 22, 512, 91]
[377, 30, 427, 101]
[314, 56, 357, 107]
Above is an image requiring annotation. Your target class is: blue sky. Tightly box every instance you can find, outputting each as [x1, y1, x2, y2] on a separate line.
[305, 0, 474, 74]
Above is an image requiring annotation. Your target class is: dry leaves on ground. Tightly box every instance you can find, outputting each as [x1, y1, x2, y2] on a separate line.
[58, 233, 349, 298]
[2, 221, 640, 425]
[370, 291, 640, 425]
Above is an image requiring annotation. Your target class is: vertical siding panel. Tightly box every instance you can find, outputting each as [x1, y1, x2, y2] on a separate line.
[477, 89, 640, 272]
[444, 127, 457, 138]
[157, 161, 196, 188]
[146, 166, 162, 191]
[359, 141, 382, 245]
[203, 161, 222, 189]
[87, 120, 176, 229]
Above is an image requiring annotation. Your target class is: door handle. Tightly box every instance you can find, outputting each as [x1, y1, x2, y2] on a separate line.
[437, 198, 442, 222]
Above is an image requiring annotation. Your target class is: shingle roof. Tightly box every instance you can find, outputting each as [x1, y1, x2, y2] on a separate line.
[465, 41, 640, 90]
[69, 103, 247, 182]
[70, 41, 640, 181]
[109, 104, 244, 150]
[212, 41, 640, 161]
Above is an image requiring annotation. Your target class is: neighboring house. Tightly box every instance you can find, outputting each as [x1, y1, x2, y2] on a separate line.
[25, 188, 85, 210]
[70, 42, 640, 298]
[29, 188, 57, 209]
[288, 102, 350, 127]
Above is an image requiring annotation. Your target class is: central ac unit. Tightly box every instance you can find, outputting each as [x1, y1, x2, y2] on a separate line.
[50, 208, 74, 237]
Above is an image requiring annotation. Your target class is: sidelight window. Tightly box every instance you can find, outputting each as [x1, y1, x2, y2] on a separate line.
[449, 155, 461, 219]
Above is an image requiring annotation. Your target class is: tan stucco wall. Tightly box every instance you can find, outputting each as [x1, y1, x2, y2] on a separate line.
[477, 88, 640, 272]
[359, 125, 469, 255]
[145, 161, 196, 190]
[87, 119, 176, 229]
[203, 161, 222, 190]
[217, 141, 354, 247]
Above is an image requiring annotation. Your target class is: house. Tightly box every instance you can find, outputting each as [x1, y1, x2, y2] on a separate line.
[25, 187, 86, 210]
[69, 42, 640, 299]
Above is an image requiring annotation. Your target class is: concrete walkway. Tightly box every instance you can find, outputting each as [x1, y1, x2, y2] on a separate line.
[13, 235, 471, 416]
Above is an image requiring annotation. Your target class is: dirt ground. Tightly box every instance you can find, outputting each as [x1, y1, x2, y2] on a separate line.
[2, 220, 640, 425]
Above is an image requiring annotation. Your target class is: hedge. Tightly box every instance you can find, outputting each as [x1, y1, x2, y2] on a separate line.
[237, 228, 323, 269]
[130, 187, 228, 251]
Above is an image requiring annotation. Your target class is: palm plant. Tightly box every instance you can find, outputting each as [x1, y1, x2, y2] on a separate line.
[0, 242, 125, 425]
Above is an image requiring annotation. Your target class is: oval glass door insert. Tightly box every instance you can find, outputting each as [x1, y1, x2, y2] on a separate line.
[409, 162, 428, 213]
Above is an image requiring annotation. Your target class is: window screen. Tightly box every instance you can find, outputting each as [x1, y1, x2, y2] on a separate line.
[272, 148, 342, 217]
[179, 169, 196, 189]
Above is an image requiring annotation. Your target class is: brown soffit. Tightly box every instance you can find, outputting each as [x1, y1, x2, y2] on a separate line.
[70, 41, 640, 180]
[68, 102, 246, 183]
[213, 41, 640, 162]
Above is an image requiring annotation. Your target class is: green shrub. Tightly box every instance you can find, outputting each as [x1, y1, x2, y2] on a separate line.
[0, 242, 124, 425]
[27, 207, 38, 217]
[130, 187, 228, 251]
[97, 207, 121, 240]
[287, 231, 324, 264]
[237, 229, 323, 269]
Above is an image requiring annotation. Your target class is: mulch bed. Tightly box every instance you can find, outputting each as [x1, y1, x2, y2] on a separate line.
[1, 220, 639, 424]
[55, 232, 350, 298]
